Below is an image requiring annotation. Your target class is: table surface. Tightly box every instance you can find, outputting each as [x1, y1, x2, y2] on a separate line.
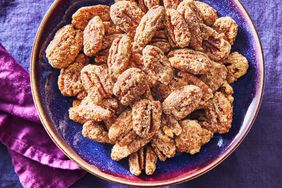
[0, 0, 281, 187]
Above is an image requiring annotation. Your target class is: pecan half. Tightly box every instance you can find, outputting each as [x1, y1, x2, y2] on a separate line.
[110, 1, 144, 35]
[162, 114, 182, 138]
[162, 85, 203, 120]
[132, 99, 162, 138]
[82, 121, 113, 144]
[142, 45, 173, 85]
[199, 61, 227, 92]
[81, 64, 114, 103]
[138, 0, 160, 12]
[151, 129, 176, 160]
[58, 54, 88, 97]
[175, 119, 213, 154]
[223, 52, 249, 83]
[177, 71, 213, 102]
[201, 92, 233, 134]
[201, 24, 231, 61]
[194, 1, 218, 26]
[163, 0, 179, 9]
[113, 68, 149, 106]
[72, 5, 110, 30]
[107, 34, 132, 80]
[46, 25, 83, 69]
[168, 49, 211, 75]
[69, 97, 113, 123]
[213, 17, 238, 45]
[83, 16, 105, 56]
[165, 8, 191, 48]
[133, 6, 165, 52]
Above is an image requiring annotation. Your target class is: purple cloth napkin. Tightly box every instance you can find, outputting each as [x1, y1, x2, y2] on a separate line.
[0, 44, 86, 188]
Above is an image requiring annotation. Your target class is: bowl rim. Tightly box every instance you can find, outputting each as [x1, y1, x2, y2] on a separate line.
[30, 0, 265, 186]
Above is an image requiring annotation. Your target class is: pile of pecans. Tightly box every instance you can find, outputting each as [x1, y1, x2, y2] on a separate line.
[46, 0, 249, 176]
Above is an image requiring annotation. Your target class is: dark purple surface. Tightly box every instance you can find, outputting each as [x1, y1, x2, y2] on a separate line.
[0, 0, 281, 187]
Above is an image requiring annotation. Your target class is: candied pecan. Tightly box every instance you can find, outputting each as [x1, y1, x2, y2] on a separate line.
[201, 24, 231, 61]
[110, 1, 144, 35]
[103, 21, 123, 35]
[145, 146, 157, 175]
[223, 52, 249, 83]
[101, 34, 122, 51]
[163, 0, 179, 9]
[175, 119, 213, 154]
[220, 81, 234, 104]
[177, 0, 204, 51]
[163, 85, 203, 120]
[151, 129, 176, 160]
[107, 34, 132, 80]
[69, 97, 113, 123]
[142, 45, 173, 85]
[162, 114, 182, 138]
[81, 64, 114, 103]
[58, 54, 88, 97]
[177, 71, 213, 102]
[46, 25, 83, 69]
[138, 0, 160, 12]
[199, 61, 227, 92]
[201, 92, 233, 134]
[133, 6, 165, 52]
[113, 68, 149, 106]
[132, 99, 162, 138]
[168, 49, 211, 75]
[82, 121, 113, 144]
[194, 1, 218, 26]
[213, 17, 238, 45]
[129, 149, 143, 176]
[165, 8, 191, 48]
[152, 76, 188, 101]
[111, 137, 151, 161]
[83, 16, 105, 56]
[72, 5, 110, 30]
[150, 40, 171, 53]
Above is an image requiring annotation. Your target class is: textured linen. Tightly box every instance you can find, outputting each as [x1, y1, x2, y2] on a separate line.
[0, 44, 85, 188]
[0, 0, 281, 187]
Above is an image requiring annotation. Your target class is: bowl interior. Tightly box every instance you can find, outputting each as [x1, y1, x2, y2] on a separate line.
[32, 0, 264, 186]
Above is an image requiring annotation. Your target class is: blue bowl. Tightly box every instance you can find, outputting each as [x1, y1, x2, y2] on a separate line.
[30, 0, 264, 186]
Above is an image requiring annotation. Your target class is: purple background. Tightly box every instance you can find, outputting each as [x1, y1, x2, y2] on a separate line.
[0, 0, 281, 187]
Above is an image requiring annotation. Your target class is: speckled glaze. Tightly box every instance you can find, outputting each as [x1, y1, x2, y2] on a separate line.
[30, 0, 264, 186]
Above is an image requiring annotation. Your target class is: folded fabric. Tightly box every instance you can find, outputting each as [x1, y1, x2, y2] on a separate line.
[0, 44, 86, 188]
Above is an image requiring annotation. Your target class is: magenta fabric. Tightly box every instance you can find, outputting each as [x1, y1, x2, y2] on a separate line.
[0, 44, 86, 188]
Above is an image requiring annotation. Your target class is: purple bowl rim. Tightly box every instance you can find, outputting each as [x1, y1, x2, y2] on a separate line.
[30, 0, 265, 186]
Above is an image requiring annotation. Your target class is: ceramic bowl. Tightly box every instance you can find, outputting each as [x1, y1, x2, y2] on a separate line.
[30, 0, 264, 186]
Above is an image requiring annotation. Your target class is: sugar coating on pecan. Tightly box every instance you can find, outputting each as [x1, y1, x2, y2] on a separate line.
[163, 85, 203, 120]
[213, 17, 238, 45]
[168, 49, 211, 75]
[46, 25, 83, 69]
[165, 8, 191, 48]
[194, 1, 218, 26]
[110, 1, 144, 35]
[58, 54, 88, 97]
[107, 34, 132, 80]
[163, 0, 179, 9]
[223, 52, 249, 83]
[72, 5, 110, 30]
[201, 24, 231, 61]
[162, 114, 182, 138]
[82, 121, 113, 144]
[142, 45, 173, 85]
[133, 6, 165, 52]
[83, 16, 105, 56]
[132, 99, 162, 138]
[199, 61, 227, 92]
[113, 68, 149, 106]
[69, 97, 113, 123]
[201, 92, 233, 134]
[175, 119, 213, 154]
[81, 64, 114, 103]
[138, 0, 160, 12]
